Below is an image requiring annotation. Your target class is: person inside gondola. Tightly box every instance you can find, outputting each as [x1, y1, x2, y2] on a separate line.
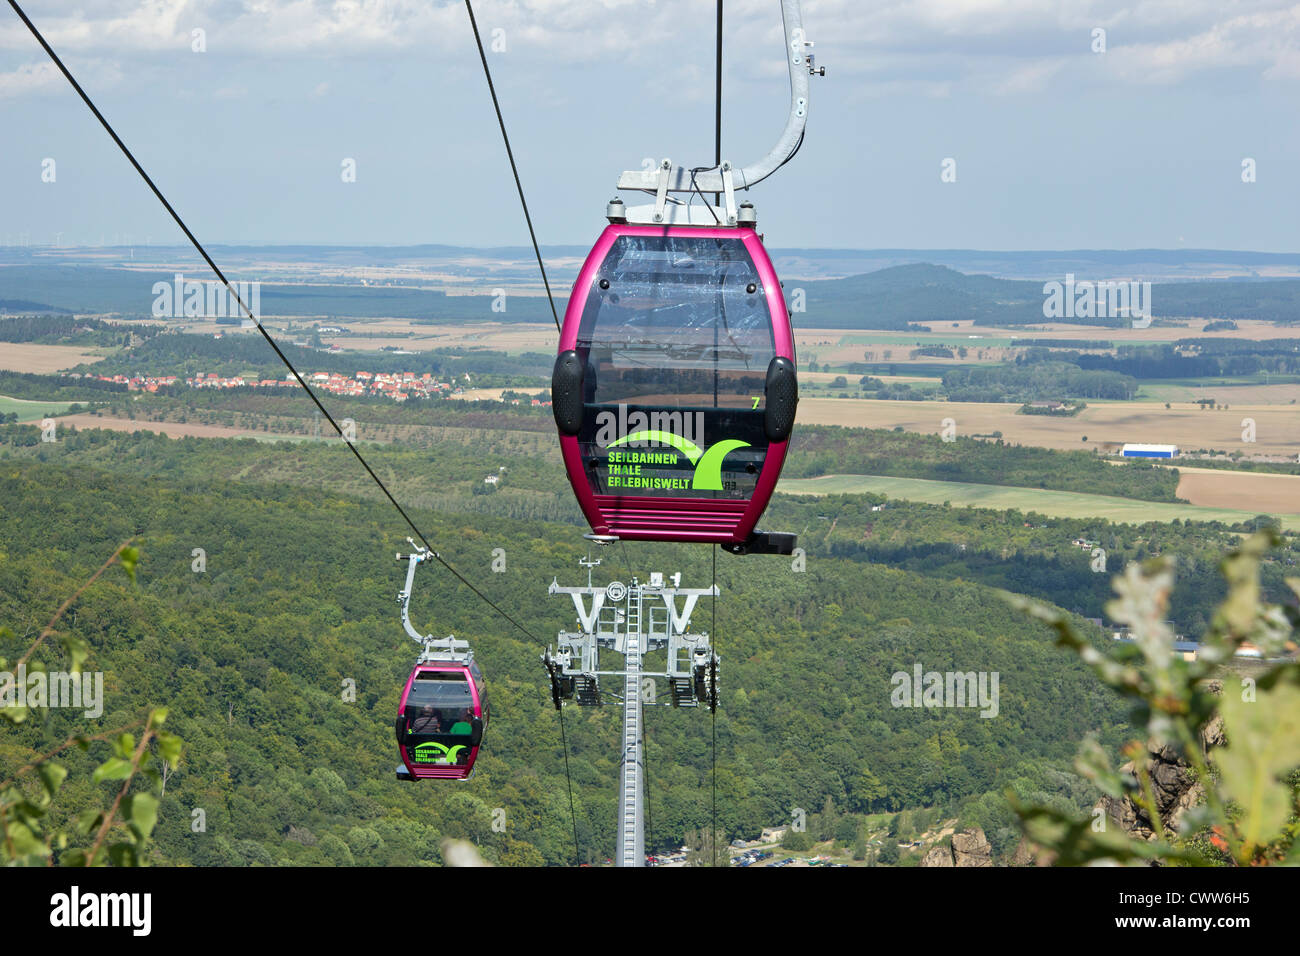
[449, 709, 473, 736]
[409, 704, 442, 735]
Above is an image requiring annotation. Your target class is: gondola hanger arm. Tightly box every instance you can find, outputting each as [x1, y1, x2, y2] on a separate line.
[396, 544, 472, 662]
[614, 0, 821, 224]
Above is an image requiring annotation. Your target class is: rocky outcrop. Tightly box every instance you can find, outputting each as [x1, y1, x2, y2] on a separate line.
[918, 827, 992, 867]
[952, 828, 993, 867]
[1096, 746, 1201, 841]
[1094, 680, 1225, 844]
[920, 844, 954, 867]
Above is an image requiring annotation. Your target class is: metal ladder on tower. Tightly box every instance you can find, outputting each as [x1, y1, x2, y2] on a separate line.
[619, 623, 643, 867]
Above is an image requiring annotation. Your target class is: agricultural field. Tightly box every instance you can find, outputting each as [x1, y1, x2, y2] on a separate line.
[0, 394, 76, 420]
[794, 397, 1300, 457]
[54, 413, 268, 440]
[825, 318, 1294, 345]
[1135, 382, 1300, 405]
[797, 319, 1300, 368]
[0, 342, 105, 373]
[778, 473, 1300, 531]
[1174, 467, 1300, 514]
[276, 317, 558, 355]
[801, 370, 942, 386]
[49, 413, 402, 446]
[450, 387, 525, 402]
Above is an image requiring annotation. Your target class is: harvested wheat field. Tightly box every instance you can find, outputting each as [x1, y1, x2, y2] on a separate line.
[796, 398, 1300, 457]
[357, 320, 556, 353]
[0, 343, 105, 373]
[54, 414, 258, 440]
[1175, 467, 1300, 514]
[779, 473, 1300, 531]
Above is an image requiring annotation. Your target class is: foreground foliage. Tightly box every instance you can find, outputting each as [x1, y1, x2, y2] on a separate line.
[0, 543, 181, 865]
[1010, 532, 1300, 865]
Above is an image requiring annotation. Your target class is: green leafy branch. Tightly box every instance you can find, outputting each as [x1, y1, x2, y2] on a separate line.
[0, 541, 181, 866]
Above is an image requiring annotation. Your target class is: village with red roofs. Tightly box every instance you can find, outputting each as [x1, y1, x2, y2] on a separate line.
[68, 370, 550, 406]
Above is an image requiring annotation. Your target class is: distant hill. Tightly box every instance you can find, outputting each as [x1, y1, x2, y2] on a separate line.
[7, 244, 1299, 281]
[798, 264, 1300, 329]
[0, 297, 67, 314]
[768, 247, 1300, 281]
[798, 264, 1044, 328]
[0, 265, 559, 323]
[1, 260, 1298, 328]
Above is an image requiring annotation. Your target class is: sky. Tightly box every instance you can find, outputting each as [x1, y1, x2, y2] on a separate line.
[1, 0, 1298, 251]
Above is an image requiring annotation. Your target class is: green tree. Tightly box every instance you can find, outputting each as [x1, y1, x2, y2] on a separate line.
[849, 767, 887, 812]
[318, 833, 354, 866]
[890, 810, 915, 842]
[816, 794, 837, 841]
[781, 828, 813, 852]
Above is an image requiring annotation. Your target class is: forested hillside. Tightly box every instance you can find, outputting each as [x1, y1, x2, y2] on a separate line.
[0, 451, 1130, 864]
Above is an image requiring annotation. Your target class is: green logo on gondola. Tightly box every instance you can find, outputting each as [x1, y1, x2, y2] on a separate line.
[606, 431, 750, 491]
[413, 741, 466, 765]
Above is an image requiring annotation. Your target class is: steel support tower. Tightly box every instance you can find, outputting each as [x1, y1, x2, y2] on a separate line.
[544, 560, 718, 867]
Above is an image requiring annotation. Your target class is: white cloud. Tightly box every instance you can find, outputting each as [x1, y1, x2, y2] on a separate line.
[992, 57, 1066, 94]
[0, 0, 1296, 95]
[1105, 5, 1300, 84]
[0, 60, 58, 97]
